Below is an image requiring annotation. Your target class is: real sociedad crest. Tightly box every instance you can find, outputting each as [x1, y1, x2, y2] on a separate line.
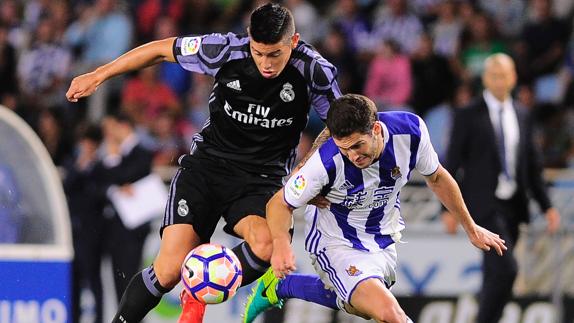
[280, 83, 295, 102]
[391, 166, 402, 180]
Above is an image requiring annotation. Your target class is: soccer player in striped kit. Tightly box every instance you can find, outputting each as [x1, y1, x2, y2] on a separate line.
[244, 94, 507, 323]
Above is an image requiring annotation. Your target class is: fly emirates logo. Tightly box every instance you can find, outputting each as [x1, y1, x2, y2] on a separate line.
[224, 101, 294, 128]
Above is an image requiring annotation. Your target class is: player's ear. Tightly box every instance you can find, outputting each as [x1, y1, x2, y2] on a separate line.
[291, 33, 300, 49]
[373, 121, 381, 134]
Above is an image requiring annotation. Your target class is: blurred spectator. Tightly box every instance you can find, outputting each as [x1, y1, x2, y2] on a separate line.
[177, 0, 223, 35]
[364, 40, 412, 110]
[410, 33, 456, 116]
[535, 104, 574, 168]
[478, 0, 526, 40]
[64, 0, 133, 122]
[0, 23, 18, 105]
[17, 16, 71, 108]
[285, 0, 319, 45]
[34, 108, 73, 167]
[424, 82, 474, 162]
[316, 24, 362, 93]
[516, 0, 570, 83]
[98, 112, 153, 303]
[372, 0, 423, 55]
[410, 0, 443, 26]
[23, 0, 51, 31]
[327, 0, 373, 54]
[459, 12, 507, 84]
[146, 111, 186, 167]
[63, 124, 105, 323]
[154, 15, 191, 97]
[135, 0, 184, 42]
[0, 0, 28, 53]
[430, 0, 463, 58]
[120, 65, 182, 130]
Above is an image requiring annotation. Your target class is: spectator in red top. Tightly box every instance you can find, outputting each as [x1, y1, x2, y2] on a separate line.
[364, 40, 412, 110]
[120, 64, 181, 129]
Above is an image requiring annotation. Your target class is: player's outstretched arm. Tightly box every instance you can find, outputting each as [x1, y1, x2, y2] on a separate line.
[266, 189, 297, 278]
[66, 37, 177, 102]
[424, 165, 507, 256]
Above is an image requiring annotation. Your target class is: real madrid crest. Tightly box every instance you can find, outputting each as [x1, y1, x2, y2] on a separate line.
[391, 166, 402, 180]
[280, 83, 295, 102]
[178, 199, 189, 217]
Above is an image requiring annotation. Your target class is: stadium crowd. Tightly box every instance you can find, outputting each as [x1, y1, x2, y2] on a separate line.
[1, 0, 574, 321]
[1, 0, 574, 170]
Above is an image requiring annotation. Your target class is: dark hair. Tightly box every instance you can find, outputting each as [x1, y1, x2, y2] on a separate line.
[326, 94, 378, 138]
[80, 124, 103, 143]
[106, 110, 135, 127]
[249, 3, 295, 44]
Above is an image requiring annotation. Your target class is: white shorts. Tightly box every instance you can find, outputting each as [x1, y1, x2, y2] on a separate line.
[310, 244, 398, 304]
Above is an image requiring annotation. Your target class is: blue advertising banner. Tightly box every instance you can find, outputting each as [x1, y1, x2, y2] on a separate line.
[0, 260, 71, 323]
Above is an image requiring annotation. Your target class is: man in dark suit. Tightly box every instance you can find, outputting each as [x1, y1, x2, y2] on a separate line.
[98, 112, 154, 302]
[442, 53, 560, 323]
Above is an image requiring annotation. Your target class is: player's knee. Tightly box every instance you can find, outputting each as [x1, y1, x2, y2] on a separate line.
[154, 260, 183, 289]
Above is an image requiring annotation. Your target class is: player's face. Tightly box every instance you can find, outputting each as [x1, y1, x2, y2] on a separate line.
[334, 122, 384, 169]
[250, 33, 300, 79]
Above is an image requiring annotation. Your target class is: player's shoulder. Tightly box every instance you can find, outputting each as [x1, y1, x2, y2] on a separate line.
[378, 111, 424, 135]
[290, 40, 338, 89]
[314, 138, 340, 168]
[179, 32, 250, 59]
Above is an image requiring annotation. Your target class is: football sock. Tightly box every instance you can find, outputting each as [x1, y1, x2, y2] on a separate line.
[277, 274, 338, 309]
[112, 265, 171, 323]
[232, 242, 270, 286]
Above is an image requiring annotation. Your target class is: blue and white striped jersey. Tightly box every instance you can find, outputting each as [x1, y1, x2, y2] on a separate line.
[284, 112, 439, 253]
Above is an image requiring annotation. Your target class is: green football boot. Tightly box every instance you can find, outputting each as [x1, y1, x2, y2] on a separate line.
[243, 268, 284, 323]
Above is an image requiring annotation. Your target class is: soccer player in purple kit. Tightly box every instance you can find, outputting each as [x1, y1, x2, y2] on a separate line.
[243, 94, 507, 323]
[66, 3, 341, 322]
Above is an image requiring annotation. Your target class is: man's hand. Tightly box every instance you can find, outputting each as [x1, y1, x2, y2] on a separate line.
[466, 224, 507, 256]
[66, 71, 103, 102]
[441, 211, 458, 234]
[270, 239, 296, 279]
[545, 207, 560, 234]
[308, 195, 330, 209]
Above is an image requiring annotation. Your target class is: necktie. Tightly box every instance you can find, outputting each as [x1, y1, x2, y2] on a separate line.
[496, 105, 510, 179]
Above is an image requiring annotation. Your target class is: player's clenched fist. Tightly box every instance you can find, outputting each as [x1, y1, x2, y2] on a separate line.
[66, 71, 102, 102]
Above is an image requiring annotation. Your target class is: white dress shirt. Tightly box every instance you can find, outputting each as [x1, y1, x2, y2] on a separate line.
[483, 90, 519, 199]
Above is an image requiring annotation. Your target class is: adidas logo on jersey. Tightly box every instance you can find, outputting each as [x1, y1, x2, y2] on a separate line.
[226, 80, 241, 91]
[338, 180, 355, 190]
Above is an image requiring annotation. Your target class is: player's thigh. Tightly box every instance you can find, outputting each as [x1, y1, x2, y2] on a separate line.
[153, 224, 202, 287]
[311, 245, 398, 304]
[155, 166, 221, 286]
[349, 278, 406, 323]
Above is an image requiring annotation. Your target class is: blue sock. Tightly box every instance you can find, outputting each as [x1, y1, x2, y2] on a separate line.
[276, 274, 338, 310]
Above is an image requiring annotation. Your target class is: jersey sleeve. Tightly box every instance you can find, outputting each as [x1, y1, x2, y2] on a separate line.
[173, 32, 249, 77]
[415, 116, 440, 175]
[309, 57, 342, 121]
[284, 152, 329, 208]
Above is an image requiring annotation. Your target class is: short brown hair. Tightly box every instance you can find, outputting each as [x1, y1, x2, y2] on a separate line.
[326, 94, 378, 138]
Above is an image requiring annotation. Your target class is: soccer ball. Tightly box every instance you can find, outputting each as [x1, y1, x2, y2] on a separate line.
[180, 243, 243, 304]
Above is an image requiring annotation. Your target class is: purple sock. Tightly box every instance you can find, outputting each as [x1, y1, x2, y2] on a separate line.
[276, 274, 338, 310]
